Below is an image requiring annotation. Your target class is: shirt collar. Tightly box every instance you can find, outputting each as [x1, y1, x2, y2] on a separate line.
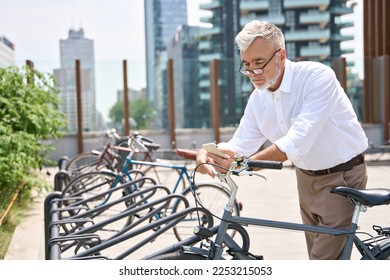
[278, 59, 293, 94]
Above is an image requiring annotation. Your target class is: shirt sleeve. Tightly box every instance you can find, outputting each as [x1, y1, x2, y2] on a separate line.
[224, 93, 267, 157]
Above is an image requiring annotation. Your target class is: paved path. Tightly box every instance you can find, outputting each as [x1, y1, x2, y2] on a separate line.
[4, 157, 390, 260]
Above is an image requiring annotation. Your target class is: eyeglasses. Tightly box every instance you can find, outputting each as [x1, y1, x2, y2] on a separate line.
[238, 49, 281, 76]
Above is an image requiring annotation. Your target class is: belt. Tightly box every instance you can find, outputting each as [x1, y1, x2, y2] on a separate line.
[299, 154, 365, 176]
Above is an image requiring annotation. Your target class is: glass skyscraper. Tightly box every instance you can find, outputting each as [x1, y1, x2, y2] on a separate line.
[54, 28, 97, 132]
[144, 0, 188, 129]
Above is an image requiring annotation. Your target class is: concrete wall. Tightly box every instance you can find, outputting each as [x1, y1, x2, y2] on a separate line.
[48, 124, 383, 163]
[48, 127, 237, 162]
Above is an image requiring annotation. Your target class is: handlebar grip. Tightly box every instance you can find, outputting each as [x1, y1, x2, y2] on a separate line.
[247, 160, 283, 170]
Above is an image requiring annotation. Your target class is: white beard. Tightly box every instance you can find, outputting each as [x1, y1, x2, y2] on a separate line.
[252, 59, 281, 90]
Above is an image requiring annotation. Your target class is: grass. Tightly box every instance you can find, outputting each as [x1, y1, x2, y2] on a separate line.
[0, 187, 32, 259]
[0, 167, 52, 260]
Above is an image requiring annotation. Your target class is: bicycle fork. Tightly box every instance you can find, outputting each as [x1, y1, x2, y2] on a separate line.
[211, 175, 240, 259]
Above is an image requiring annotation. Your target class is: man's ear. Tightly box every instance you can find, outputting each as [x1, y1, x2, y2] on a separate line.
[280, 48, 287, 61]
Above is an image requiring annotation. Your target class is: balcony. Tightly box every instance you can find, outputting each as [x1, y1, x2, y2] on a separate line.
[300, 11, 330, 28]
[332, 34, 354, 42]
[341, 47, 355, 55]
[240, 0, 268, 12]
[199, 0, 223, 11]
[199, 52, 222, 62]
[300, 45, 331, 59]
[338, 20, 354, 29]
[240, 14, 285, 26]
[198, 41, 212, 50]
[200, 15, 213, 24]
[330, 6, 354, 16]
[284, 0, 330, 11]
[199, 27, 223, 37]
[285, 29, 330, 43]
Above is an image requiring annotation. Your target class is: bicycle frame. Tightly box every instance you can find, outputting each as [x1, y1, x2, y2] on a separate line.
[144, 156, 390, 260]
[99, 141, 193, 208]
[124, 157, 192, 193]
[213, 174, 370, 260]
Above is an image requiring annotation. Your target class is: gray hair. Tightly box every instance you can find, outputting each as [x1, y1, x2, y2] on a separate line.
[235, 20, 285, 51]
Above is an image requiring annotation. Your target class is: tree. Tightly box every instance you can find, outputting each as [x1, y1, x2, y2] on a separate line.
[108, 98, 154, 130]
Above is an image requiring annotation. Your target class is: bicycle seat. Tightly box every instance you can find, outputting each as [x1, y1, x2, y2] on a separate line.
[144, 142, 160, 151]
[330, 186, 390, 207]
[175, 149, 198, 160]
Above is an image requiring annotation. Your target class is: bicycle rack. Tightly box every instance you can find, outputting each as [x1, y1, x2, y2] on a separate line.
[45, 166, 206, 260]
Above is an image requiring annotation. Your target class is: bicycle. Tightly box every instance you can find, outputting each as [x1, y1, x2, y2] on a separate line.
[60, 134, 241, 242]
[65, 128, 127, 176]
[145, 154, 390, 260]
[66, 129, 184, 189]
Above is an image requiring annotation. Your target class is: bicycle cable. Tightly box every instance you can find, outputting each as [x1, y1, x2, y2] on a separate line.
[190, 162, 241, 227]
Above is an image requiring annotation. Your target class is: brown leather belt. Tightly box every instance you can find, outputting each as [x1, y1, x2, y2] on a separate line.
[300, 154, 365, 176]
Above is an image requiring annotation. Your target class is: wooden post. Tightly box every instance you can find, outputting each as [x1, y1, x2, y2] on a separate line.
[123, 60, 130, 136]
[332, 57, 347, 94]
[210, 59, 221, 143]
[167, 59, 176, 148]
[75, 59, 83, 154]
[383, 56, 390, 142]
[363, 0, 390, 142]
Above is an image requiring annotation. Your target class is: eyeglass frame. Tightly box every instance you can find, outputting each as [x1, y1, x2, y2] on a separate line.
[238, 48, 281, 76]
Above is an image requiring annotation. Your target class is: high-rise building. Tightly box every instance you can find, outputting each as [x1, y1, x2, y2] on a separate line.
[144, 0, 356, 130]
[54, 28, 97, 132]
[198, 0, 355, 126]
[198, 0, 242, 127]
[167, 25, 206, 128]
[0, 36, 15, 67]
[144, 0, 188, 129]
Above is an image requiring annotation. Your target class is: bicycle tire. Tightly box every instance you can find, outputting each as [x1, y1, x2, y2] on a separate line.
[142, 165, 186, 191]
[65, 151, 113, 177]
[149, 249, 208, 260]
[172, 182, 241, 241]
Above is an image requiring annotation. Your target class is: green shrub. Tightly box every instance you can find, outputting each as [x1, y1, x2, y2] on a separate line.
[0, 65, 66, 220]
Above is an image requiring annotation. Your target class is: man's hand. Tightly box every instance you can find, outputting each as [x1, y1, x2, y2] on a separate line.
[195, 147, 235, 178]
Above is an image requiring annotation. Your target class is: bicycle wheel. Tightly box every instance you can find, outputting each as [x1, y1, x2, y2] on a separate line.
[149, 223, 251, 260]
[172, 182, 241, 241]
[65, 151, 113, 177]
[149, 249, 208, 260]
[142, 165, 186, 190]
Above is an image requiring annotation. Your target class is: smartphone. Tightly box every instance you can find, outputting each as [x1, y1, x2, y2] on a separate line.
[202, 143, 230, 159]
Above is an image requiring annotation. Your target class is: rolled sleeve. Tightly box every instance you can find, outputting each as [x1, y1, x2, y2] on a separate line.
[274, 136, 305, 168]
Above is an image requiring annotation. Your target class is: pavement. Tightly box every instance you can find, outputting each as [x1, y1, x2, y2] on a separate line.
[3, 154, 390, 260]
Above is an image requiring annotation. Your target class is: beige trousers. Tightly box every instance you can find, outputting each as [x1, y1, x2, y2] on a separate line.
[295, 162, 368, 259]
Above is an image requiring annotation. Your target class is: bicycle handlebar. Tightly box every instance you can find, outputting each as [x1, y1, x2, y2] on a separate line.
[247, 159, 283, 170]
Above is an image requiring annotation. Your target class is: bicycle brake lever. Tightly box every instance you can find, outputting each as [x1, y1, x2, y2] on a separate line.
[238, 170, 267, 180]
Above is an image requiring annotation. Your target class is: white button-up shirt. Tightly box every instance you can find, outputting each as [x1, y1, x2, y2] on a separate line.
[224, 59, 368, 170]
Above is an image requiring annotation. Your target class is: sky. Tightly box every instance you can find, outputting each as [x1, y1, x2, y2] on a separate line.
[1, 0, 363, 120]
[0, 0, 206, 120]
